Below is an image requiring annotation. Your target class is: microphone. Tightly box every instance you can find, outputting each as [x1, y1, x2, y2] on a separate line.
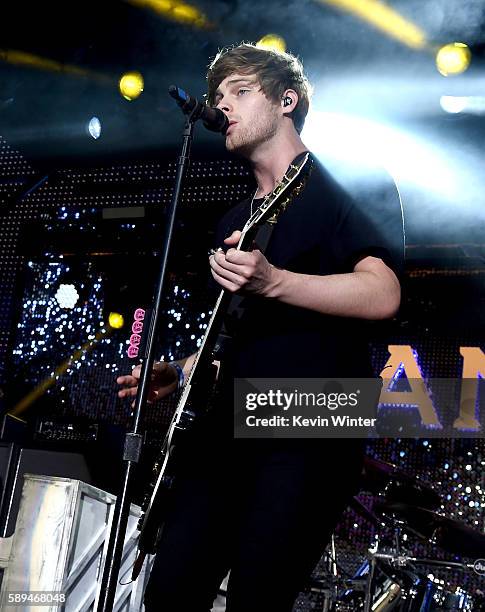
[168, 85, 228, 134]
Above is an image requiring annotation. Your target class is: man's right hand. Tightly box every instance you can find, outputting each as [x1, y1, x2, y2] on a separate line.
[116, 361, 178, 403]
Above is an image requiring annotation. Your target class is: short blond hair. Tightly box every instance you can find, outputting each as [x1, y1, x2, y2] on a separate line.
[206, 43, 312, 133]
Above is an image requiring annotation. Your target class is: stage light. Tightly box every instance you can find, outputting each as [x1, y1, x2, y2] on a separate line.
[256, 34, 287, 53]
[11, 327, 109, 416]
[87, 117, 102, 139]
[440, 95, 485, 115]
[302, 110, 460, 198]
[55, 284, 79, 309]
[436, 43, 471, 76]
[108, 312, 124, 329]
[0, 49, 110, 83]
[119, 71, 144, 101]
[317, 0, 427, 49]
[172, 3, 200, 22]
[440, 96, 468, 114]
[125, 0, 211, 29]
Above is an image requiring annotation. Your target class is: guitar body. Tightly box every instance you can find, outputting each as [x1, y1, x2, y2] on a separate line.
[132, 153, 313, 579]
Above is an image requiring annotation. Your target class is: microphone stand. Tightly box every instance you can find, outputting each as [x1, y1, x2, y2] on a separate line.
[96, 106, 199, 611]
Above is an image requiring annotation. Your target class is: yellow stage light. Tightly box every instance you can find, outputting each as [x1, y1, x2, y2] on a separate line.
[109, 312, 125, 329]
[318, 0, 427, 50]
[11, 328, 109, 415]
[119, 71, 144, 101]
[436, 42, 471, 76]
[173, 3, 200, 22]
[0, 49, 111, 83]
[256, 34, 287, 53]
[125, 0, 211, 28]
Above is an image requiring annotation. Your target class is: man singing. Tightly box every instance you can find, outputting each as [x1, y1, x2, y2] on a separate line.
[118, 43, 402, 611]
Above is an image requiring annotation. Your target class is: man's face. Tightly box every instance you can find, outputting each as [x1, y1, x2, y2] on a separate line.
[213, 73, 280, 156]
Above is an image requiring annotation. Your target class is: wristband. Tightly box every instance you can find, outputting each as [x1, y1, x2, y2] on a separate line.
[169, 361, 185, 391]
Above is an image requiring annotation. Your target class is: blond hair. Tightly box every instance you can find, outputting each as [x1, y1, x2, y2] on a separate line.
[206, 43, 312, 133]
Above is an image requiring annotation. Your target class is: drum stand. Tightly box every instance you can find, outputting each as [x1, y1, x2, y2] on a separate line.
[362, 526, 478, 612]
[363, 514, 438, 611]
[363, 534, 407, 612]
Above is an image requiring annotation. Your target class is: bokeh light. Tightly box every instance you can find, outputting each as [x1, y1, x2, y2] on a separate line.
[119, 71, 144, 101]
[436, 42, 471, 76]
[108, 312, 124, 329]
[55, 284, 79, 309]
[256, 34, 287, 53]
[87, 116, 102, 140]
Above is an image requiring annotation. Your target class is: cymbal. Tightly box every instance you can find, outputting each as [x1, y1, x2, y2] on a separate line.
[375, 501, 485, 558]
[362, 456, 441, 510]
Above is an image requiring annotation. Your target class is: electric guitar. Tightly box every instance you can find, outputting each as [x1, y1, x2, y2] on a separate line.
[132, 152, 313, 579]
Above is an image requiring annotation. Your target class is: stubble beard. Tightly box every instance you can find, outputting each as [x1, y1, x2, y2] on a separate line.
[225, 112, 279, 157]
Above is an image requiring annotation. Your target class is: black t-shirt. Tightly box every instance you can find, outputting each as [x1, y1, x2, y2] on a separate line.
[213, 152, 404, 380]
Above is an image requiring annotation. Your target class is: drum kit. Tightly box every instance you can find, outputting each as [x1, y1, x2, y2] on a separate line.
[313, 456, 485, 611]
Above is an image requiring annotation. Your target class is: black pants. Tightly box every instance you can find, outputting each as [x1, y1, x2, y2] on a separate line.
[143, 436, 364, 612]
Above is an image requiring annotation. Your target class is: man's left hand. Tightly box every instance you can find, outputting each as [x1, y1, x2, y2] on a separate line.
[209, 230, 279, 296]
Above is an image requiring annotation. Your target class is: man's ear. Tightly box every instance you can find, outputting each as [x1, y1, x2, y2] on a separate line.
[281, 89, 298, 115]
